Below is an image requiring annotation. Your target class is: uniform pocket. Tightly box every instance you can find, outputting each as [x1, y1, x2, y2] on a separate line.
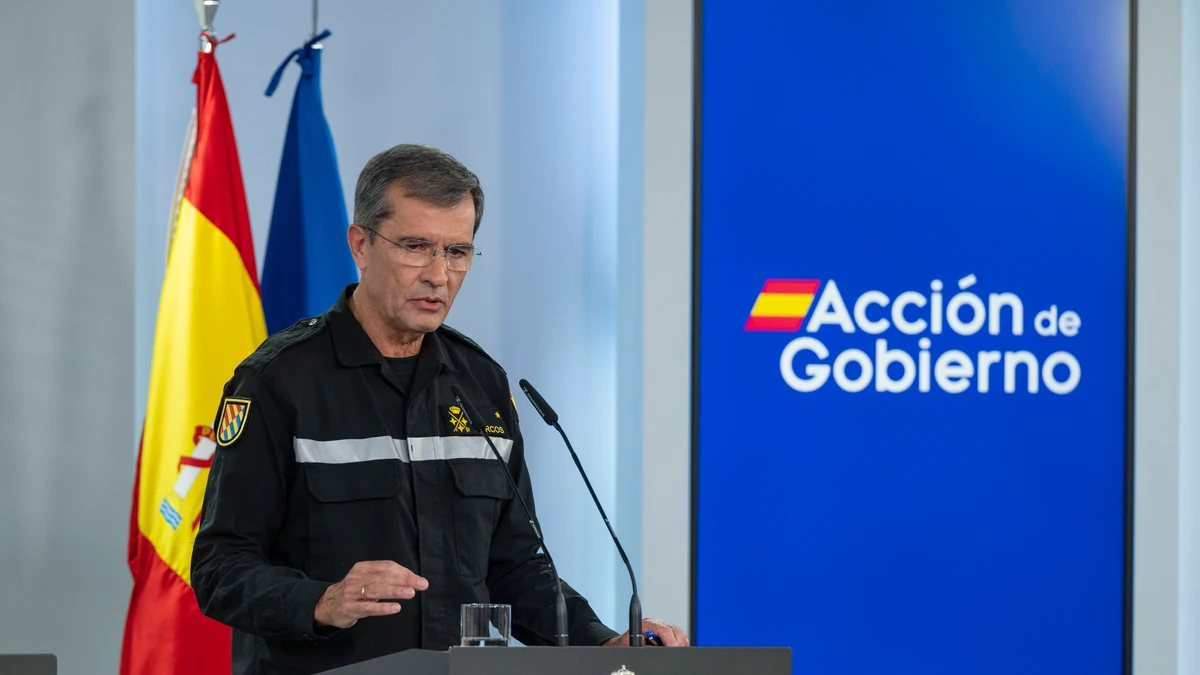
[304, 461, 403, 580]
[449, 459, 513, 578]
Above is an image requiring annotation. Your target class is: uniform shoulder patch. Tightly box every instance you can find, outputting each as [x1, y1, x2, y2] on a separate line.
[216, 397, 252, 447]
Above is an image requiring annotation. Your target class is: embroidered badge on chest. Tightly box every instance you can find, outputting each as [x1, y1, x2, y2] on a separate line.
[484, 410, 506, 437]
[447, 405, 472, 434]
[446, 401, 506, 436]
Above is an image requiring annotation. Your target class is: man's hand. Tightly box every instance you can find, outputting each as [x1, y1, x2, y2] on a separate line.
[314, 561, 430, 629]
[602, 618, 690, 647]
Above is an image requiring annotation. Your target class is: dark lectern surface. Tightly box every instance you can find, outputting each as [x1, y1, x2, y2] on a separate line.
[322, 649, 447, 675]
[320, 646, 791, 675]
[451, 646, 791, 675]
[0, 654, 56, 675]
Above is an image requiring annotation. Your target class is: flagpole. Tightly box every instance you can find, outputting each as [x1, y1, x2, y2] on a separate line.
[195, 0, 219, 51]
[166, 109, 198, 262]
[311, 0, 323, 48]
[173, 0, 215, 255]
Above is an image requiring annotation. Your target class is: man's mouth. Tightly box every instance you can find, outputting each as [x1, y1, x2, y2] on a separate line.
[412, 296, 445, 310]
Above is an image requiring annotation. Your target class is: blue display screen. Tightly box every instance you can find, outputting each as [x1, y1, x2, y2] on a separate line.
[693, 2, 1130, 674]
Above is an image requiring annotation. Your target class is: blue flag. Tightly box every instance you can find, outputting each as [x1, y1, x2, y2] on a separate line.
[261, 30, 357, 334]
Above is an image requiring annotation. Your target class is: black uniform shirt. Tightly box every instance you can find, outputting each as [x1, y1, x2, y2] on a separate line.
[191, 285, 617, 675]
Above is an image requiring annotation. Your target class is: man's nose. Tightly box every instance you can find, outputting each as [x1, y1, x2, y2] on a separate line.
[419, 254, 448, 287]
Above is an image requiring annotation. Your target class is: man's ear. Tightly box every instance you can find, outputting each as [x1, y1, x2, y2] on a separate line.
[347, 224, 369, 271]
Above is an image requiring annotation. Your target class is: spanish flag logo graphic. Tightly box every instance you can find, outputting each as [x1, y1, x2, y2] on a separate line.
[744, 279, 821, 331]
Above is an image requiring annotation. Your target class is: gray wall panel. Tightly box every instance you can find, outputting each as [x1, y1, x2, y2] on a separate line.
[0, 2, 135, 674]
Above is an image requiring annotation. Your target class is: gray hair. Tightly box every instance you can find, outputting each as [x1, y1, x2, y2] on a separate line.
[353, 143, 485, 239]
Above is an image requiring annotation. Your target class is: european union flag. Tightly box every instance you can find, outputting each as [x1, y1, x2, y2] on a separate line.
[262, 30, 357, 334]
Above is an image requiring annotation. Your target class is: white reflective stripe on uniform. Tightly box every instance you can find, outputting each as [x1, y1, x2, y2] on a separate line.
[293, 435, 511, 464]
[294, 436, 411, 464]
[407, 436, 512, 463]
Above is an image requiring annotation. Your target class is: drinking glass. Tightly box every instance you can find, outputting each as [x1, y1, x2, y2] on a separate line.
[460, 603, 511, 647]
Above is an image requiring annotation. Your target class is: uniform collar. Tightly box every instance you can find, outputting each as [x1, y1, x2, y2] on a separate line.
[327, 284, 458, 374]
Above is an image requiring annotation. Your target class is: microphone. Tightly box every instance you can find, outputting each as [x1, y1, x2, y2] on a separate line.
[517, 379, 644, 647]
[450, 385, 570, 647]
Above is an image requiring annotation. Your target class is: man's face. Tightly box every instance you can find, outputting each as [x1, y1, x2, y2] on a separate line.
[350, 184, 475, 339]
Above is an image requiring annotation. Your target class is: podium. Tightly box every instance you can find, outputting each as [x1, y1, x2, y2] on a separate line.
[319, 646, 791, 674]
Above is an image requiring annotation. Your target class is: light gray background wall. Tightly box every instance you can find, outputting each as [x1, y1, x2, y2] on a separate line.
[640, 0, 693, 628]
[1134, 0, 1181, 669]
[0, 1, 135, 674]
[1179, 2, 1200, 670]
[1133, 0, 1199, 674]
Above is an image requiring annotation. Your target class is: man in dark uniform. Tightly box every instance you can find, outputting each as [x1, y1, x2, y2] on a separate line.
[191, 144, 687, 674]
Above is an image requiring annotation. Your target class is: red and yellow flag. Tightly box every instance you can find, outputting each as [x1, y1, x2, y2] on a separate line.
[121, 40, 266, 675]
[744, 279, 821, 331]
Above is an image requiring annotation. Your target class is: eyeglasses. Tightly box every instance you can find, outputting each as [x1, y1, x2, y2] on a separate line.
[362, 227, 481, 272]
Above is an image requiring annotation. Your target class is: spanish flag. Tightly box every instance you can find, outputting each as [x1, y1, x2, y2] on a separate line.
[744, 279, 821, 331]
[121, 37, 266, 675]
